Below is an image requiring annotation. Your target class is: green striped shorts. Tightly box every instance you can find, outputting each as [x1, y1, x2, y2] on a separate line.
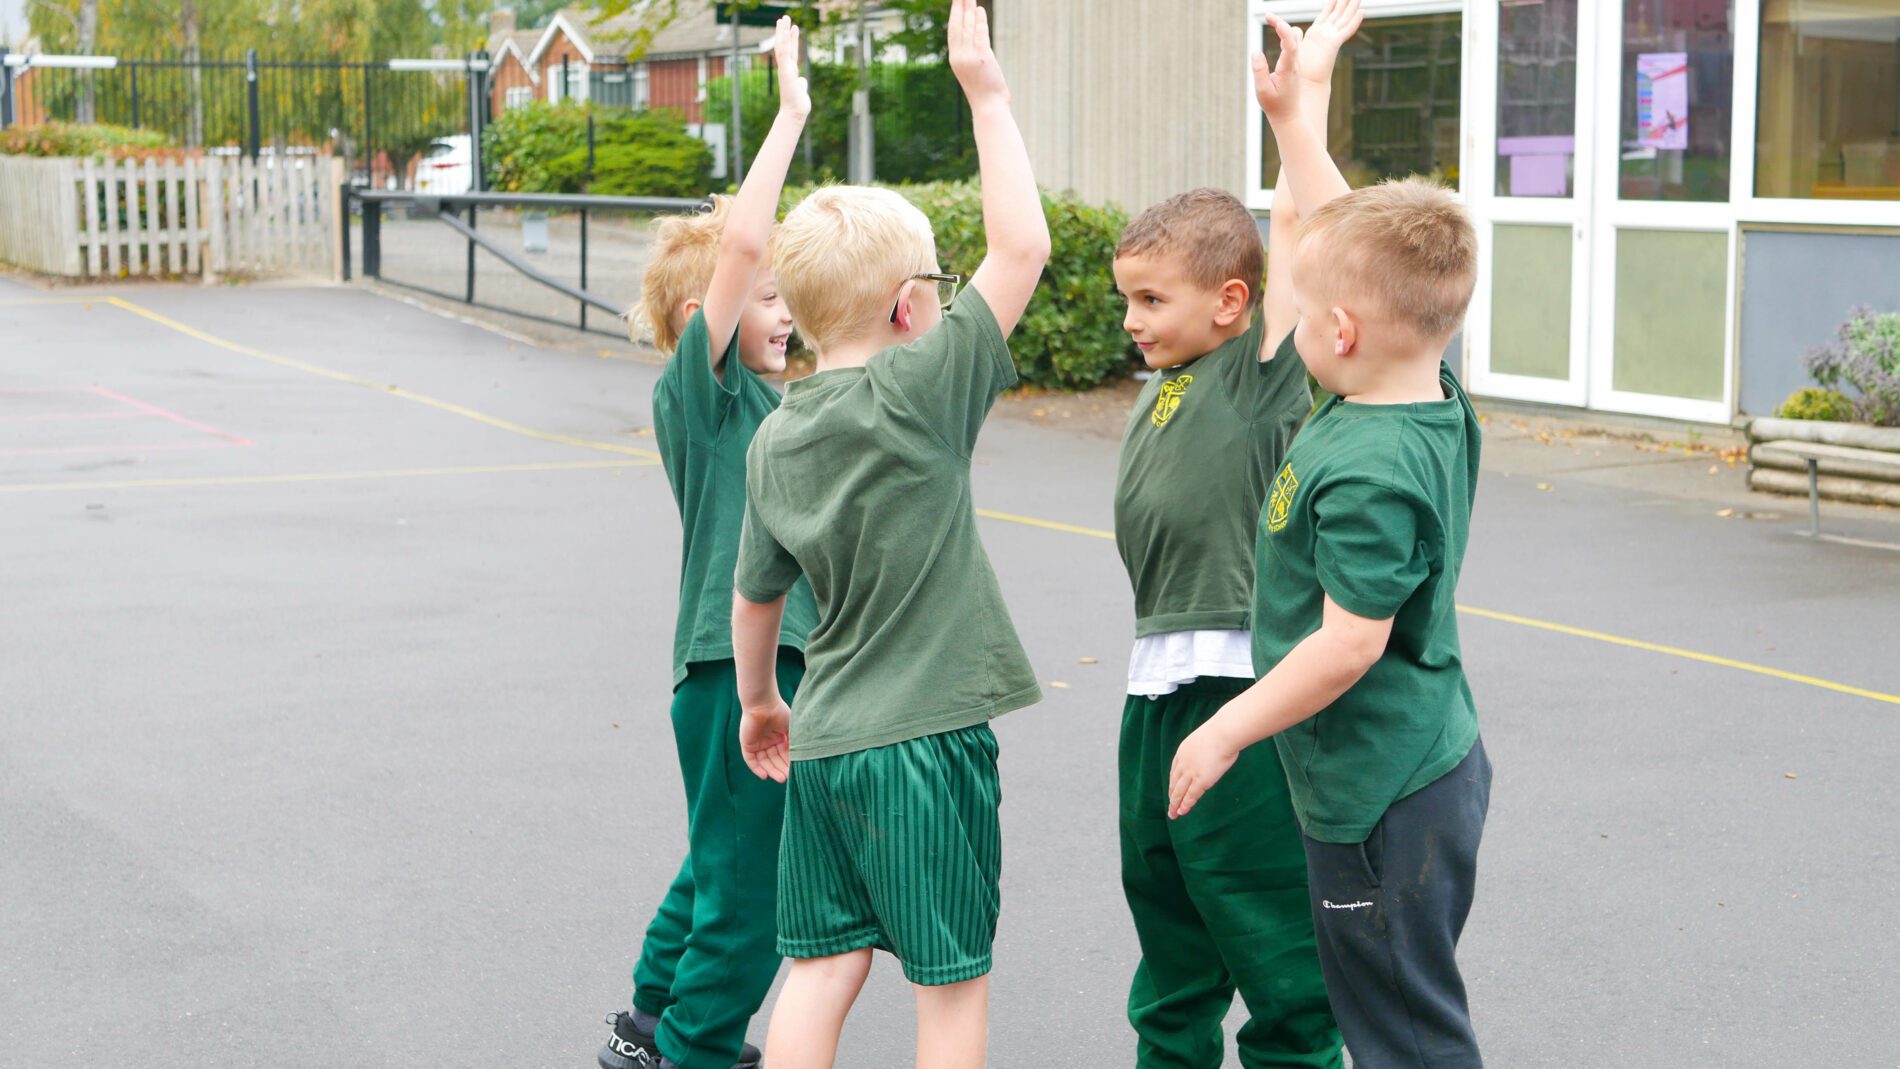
[777, 723, 1002, 986]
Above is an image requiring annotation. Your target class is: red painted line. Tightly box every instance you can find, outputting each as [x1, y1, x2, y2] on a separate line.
[88, 386, 254, 446]
[0, 441, 247, 458]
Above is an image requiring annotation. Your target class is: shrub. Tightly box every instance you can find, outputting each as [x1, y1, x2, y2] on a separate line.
[546, 111, 713, 198]
[1802, 305, 1900, 427]
[482, 101, 594, 193]
[1775, 387, 1855, 423]
[0, 121, 172, 158]
[782, 180, 1133, 390]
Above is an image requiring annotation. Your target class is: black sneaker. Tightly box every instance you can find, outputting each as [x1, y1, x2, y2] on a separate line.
[599, 1011, 763, 1069]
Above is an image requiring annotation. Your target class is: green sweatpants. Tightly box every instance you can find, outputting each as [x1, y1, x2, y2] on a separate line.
[631, 654, 804, 1069]
[1120, 676, 1341, 1069]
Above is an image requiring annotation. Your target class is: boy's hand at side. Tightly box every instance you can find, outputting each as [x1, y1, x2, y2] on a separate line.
[740, 700, 792, 783]
[1167, 720, 1244, 819]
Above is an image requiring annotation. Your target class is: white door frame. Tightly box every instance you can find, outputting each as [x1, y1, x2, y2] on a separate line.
[1465, 0, 1600, 409]
[1582, 2, 1739, 425]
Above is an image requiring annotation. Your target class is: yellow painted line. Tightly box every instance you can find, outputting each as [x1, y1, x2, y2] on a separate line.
[99, 297, 660, 460]
[975, 508, 1114, 539]
[1455, 605, 1900, 706]
[972, 507, 1900, 707]
[0, 459, 655, 494]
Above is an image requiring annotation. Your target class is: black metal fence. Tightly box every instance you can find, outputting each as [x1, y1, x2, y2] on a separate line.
[1, 50, 483, 192]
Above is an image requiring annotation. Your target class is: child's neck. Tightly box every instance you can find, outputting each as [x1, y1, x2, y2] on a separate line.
[1340, 345, 1448, 406]
[813, 327, 911, 372]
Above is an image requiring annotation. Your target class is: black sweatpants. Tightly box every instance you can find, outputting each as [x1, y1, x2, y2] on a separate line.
[1300, 737, 1492, 1069]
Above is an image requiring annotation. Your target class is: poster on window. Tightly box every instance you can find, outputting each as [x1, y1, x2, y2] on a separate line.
[1636, 52, 1689, 150]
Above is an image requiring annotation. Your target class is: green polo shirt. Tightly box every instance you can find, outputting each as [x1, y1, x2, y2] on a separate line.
[1254, 363, 1482, 843]
[734, 288, 1042, 760]
[652, 310, 817, 688]
[1113, 315, 1310, 636]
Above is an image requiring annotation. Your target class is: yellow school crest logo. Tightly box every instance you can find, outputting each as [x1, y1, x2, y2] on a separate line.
[1267, 464, 1298, 533]
[1151, 374, 1193, 428]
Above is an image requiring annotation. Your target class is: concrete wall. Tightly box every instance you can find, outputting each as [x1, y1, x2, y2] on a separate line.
[995, 0, 1249, 214]
[1737, 228, 1900, 417]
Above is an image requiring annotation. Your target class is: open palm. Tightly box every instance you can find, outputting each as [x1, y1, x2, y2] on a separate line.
[1297, 0, 1363, 87]
[773, 17, 810, 120]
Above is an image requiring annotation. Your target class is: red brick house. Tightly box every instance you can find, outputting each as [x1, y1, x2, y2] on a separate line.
[523, 4, 772, 122]
[484, 11, 542, 117]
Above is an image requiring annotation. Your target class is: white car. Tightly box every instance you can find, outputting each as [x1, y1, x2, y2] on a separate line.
[415, 135, 473, 195]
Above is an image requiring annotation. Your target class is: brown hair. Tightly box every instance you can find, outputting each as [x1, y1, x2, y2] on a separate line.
[1296, 178, 1477, 340]
[637, 194, 733, 354]
[1115, 187, 1265, 301]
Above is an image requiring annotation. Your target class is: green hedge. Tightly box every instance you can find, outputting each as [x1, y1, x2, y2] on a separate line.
[783, 180, 1133, 391]
[707, 62, 975, 187]
[0, 122, 172, 158]
[482, 103, 712, 197]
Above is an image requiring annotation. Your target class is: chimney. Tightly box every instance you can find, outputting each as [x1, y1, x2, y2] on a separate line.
[488, 9, 516, 37]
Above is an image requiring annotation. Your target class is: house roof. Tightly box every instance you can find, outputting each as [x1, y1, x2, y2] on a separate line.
[487, 29, 544, 80]
[527, 4, 773, 68]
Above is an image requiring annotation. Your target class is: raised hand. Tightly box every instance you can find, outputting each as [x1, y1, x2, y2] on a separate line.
[1297, 0, 1363, 87]
[948, 0, 1008, 108]
[773, 16, 810, 121]
[1251, 13, 1305, 122]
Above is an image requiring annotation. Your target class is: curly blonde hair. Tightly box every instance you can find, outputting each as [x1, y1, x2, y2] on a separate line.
[636, 195, 732, 354]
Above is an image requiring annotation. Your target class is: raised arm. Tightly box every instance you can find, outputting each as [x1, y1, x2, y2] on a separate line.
[700, 17, 810, 365]
[1254, 15, 1351, 227]
[951, 0, 1051, 336]
[1264, 0, 1361, 351]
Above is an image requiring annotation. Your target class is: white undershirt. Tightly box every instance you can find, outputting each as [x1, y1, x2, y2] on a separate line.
[1125, 629, 1256, 698]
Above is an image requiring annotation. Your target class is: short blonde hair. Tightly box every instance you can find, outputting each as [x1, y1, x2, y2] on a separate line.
[1296, 178, 1477, 340]
[638, 194, 732, 354]
[771, 185, 936, 352]
[1116, 188, 1265, 301]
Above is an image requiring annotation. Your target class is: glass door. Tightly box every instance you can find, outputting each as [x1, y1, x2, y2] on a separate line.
[1586, 0, 1737, 424]
[1468, 0, 1596, 407]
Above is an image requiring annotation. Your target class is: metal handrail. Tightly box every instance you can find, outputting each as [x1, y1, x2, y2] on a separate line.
[352, 190, 708, 213]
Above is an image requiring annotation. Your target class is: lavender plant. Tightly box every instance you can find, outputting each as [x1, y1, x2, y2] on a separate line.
[1802, 305, 1900, 427]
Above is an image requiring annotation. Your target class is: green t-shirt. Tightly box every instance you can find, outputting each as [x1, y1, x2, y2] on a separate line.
[651, 309, 818, 687]
[1114, 316, 1311, 637]
[1254, 363, 1482, 843]
[734, 289, 1042, 760]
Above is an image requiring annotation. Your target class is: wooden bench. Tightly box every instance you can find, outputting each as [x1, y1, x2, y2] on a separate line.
[1749, 439, 1900, 534]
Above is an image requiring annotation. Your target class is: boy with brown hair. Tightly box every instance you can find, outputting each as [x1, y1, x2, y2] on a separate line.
[599, 20, 817, 1069]
[726, 3, 1048, 1066]
[1169, 14, 1491, 1069]
[1108, 4, 1363, 1067]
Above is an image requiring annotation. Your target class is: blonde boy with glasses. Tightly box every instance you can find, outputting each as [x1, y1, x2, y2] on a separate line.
[726, 3, 1048, 1066]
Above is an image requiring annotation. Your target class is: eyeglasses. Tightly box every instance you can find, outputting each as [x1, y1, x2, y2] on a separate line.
[889, 273, 962, 323]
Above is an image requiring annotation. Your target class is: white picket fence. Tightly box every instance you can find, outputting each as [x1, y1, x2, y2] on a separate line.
[0, 154, 339, 280]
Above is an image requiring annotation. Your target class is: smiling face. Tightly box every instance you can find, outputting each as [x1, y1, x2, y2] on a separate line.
[735, 268, 796, 374]
[1112, 253, 1246, 369]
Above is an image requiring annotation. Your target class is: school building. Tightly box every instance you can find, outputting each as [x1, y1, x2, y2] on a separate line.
[997, 0, 1900, 425]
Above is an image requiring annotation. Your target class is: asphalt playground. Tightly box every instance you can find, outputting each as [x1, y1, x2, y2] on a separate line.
[3, 277, 1897, 1068]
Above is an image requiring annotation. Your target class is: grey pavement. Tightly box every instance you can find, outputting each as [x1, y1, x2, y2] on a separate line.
[2, 281, 1897, 1068]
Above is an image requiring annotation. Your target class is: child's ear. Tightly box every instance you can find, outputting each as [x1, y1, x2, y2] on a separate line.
[892, 282, 917, 335]
[1214, 279, 1252, 327]
[680, 298, 703, 320]
[1333, 307, 1358, 356]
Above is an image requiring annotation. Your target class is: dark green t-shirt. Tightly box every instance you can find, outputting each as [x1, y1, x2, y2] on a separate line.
[1254, 363, 1482, 843]
[651, 310, 818, 687]
[734, 289, 1041, 760]
[1114, 316, 1311, 637]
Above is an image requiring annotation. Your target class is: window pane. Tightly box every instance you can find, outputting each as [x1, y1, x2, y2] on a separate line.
[1756, 0, 1900, 200]
[1491, 224, 1573, 379]
[1497, 0, 1580, 198]
[1612, 228, 1728, 400]
[1261, 13, 1463, 190]
[1618, 0, 1735, 202]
